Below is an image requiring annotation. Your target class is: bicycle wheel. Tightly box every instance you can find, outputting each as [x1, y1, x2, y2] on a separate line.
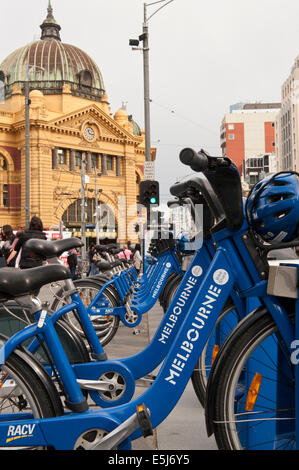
[210, 307, 295, 450]
[0, 305, 90, 365]
[51, 279, 120, 347]
[191, 301, 239, 406]
[0, 347, 62, 449]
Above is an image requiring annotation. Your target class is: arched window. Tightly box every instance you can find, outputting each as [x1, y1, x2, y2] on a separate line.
[62, 199, 116, 231]
[0, 71, 4, 104]
[78, 70, 93, 88]
[0, 154, 7, 171]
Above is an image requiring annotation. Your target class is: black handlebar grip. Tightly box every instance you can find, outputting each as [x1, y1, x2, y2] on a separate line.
[179, 148, 208, 172]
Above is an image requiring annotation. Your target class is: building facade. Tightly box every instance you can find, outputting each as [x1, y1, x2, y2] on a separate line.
[220, 102, 280, 175]
[0, 3, 154, 243]
[242, 153, 277, 187]
[276, 55, 299, 172]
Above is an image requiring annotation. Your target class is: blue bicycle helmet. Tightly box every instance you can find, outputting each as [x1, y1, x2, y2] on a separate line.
[246, 172, 299, 243]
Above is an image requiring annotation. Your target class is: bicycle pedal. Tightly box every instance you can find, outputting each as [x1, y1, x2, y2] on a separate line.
[88, 403, 152, 450]
[136, 403, 153, 438]
[136, 374, 156, 387]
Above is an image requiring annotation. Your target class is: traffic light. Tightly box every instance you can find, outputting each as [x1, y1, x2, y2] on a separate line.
[139, 180, 160, 207]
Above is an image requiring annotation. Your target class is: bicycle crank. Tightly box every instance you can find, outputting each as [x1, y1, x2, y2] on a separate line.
[84, 370, 133, 408]
[79, 404, 153, 450]
[122, 304, 140, 327]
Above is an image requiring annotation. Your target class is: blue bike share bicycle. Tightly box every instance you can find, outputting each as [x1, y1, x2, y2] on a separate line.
[48, 236, 184, 346]
[0, 147, 296, 449]
[204, 170, 299, 450]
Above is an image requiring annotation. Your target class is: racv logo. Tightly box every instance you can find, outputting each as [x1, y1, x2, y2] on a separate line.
[6, 424, 36, 443]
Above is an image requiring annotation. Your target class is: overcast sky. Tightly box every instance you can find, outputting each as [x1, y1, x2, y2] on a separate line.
[1, 0, 299, 201]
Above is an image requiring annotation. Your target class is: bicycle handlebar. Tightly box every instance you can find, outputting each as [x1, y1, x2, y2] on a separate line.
[179, 148, 209, 172]
[179, 148, 231, 172]
[170, 174, 225, 227]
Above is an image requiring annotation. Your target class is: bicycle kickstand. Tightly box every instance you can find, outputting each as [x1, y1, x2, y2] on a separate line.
[87, 404, 153, 450]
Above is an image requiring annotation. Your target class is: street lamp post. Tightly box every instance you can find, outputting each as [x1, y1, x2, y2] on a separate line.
[24, 64, 45, 228]
[81, 154, 87, 276]
[130, 0, 174, 163]
[24, 65, 30, 229]
[94, 168, 102, 245]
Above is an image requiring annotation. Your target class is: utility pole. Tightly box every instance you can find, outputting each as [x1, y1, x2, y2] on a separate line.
[142, 4, 151, 163]
[81, 154, 87, 276]
[94, 168, 102, 245]
[24, 64, 45, 229]
[130, 1, 174, 163]
[24, 64, 30, 229]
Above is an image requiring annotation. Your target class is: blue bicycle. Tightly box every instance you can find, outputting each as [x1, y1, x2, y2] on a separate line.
[205, 170, 299, 450]
[0, 146, 286, 450]
[49, 238, 183, 346]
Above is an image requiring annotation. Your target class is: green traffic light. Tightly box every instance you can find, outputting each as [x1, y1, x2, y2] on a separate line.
[150, 196, 157, 204]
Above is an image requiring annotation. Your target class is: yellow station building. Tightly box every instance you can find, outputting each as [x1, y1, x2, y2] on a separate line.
[0, 2, 155, 243]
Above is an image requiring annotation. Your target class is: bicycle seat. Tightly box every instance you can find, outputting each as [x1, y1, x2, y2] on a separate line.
[110, 248, 122, 255]
[95, 260, 122, 271]
[25, 238, 83, 259]
[0, 264, 71, 299]
[95, 245, 107, 253]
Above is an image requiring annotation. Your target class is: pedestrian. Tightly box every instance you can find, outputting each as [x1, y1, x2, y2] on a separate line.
[132, 243, 142, 274]
[118, 244, 132, 261]
[88, 243, 99, 276]
[7, 216, 47, 269]
[0, 232, 6, 268]
[67, 248, 78, 280]
[1, 225, 16, 267]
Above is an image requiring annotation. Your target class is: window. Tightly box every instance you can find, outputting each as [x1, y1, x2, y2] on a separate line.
[228, 124, 234, 130]
[0, 155, 7, 170]
[228, 134, 235, 140]
[3, 184, 8, 207]
[57, 149, 67, 165]
[106, 156, 113, 171]
[75, 151, 82, 168]
[91, 153, 98, 169]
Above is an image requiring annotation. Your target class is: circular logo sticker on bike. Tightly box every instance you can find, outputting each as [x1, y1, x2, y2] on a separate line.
[166, 262, 172, 268]
[213, 269, 229, 285]
[191, 265, 203, 277]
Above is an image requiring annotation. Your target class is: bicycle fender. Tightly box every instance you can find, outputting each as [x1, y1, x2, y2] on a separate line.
[0, 333, 64, 416]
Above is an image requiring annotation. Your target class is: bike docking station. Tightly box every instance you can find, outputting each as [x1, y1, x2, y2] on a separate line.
[1, 149, 299, 453]
[267, 262, 299, 449]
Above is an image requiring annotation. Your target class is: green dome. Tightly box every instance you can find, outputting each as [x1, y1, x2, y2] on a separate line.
[0, 1, 106, 101]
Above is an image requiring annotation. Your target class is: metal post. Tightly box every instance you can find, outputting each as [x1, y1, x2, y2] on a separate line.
[81, 154, 86, 276]
[143, 4, 151, 163]
[95, 167, 100, 245]
[25, 64, 30, 228]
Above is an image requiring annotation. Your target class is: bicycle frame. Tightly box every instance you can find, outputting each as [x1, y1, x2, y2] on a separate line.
[0, 217, 295, 449]
[77, 248, 182, 327]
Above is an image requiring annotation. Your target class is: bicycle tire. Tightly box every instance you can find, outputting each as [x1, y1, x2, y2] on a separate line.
[209, 306, 295, 450]
[0, 305, 90, 365]
[0, 341, 62, 449]
[51, 279, 120, 347]
[191, 301, 238, 406]
[159, 272, 182, 311]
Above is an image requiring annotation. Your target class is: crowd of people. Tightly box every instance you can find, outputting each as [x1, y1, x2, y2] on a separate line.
[0, 216, 47, 270]
[0, 218, 143, 281]
[0, 216, 142, 279]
